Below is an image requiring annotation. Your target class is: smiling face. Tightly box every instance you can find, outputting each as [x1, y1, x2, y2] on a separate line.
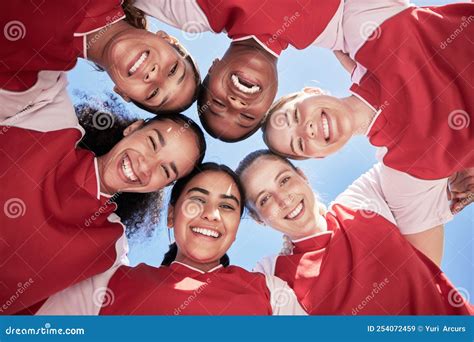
[169, 171, 242, 265]
[97, 119, 200, 194]
[198, 42, 278, 141]
[264, 91, 355, 158]
[240, 156, 321, 240]
[102, 30, 197, 112]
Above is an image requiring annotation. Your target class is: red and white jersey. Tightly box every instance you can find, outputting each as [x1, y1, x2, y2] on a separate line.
[255, 163, 473, 315]
[0, 80, 128, 315]
[349, 4, 474, 180]
[36, 262, 307, 316]
[0, 0, 124, 117]
[135, 0, 341, 57]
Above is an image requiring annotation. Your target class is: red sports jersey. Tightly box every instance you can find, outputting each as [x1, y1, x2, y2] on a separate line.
[0, 0, 124, 91]
[0, 127, 125, 315]
[350, 4, 474, 180]
[268, 204, 473, 315]
[137, 0, 341, 57]
[197, 0, 341, 56]
[99, 262, 273, 315]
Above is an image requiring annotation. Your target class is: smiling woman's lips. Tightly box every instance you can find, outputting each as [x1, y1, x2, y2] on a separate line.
[190, 226, 222, 240]
[127, 50, 149, 77]
[321, 112, 330, 142]
[230, 72, 262, 96]
[284, 200, 305, 220]
[116, 153, 140, 185]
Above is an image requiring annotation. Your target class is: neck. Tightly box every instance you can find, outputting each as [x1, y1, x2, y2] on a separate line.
[342, 95, 377, 136]
[96, 156, 114, 195]
[229, 39, 278, 62]
[86, 19, 130, 66]
[175, 252, 221, 272]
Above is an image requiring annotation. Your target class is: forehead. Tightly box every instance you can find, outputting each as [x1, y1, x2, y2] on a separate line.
[241, 157, 291, 197]
[183, 171, 241, 199]
[145, 119, 197, 143]
[272, 93, 309, 114]
[202, 109, 255, 140]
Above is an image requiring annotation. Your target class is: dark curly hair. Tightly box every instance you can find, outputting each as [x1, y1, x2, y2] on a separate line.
[74, 92, 206, 238]
[161, 162, 246, 266]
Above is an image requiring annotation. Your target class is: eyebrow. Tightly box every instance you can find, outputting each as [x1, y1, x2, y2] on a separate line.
[290, 136, 297, 155]
[187, 187, 209, 195]
[187, 187, 240, 205]
[237, 122, 254, 129]
[220, 194, 240, 206]
[157, 95, 169, 109]
[209, 108, 223, 117]
[177, 63, 186, 85]
[153, 129, 166, 147]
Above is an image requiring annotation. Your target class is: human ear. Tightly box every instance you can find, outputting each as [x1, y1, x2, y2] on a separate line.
[167, 205, 175, 228]
[156, 30, 182, 48]
[113, 86, 131, 102]
[123, 120, 145, 137]
[208, 58, 220, 74]
[302, 87, 323, 95]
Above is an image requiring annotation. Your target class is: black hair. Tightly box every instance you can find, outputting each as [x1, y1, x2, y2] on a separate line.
[75, 92, 206, 238]
[197, 76, 263, 143]
[161, 162, 245, 266]
[169, 162, 245, 216]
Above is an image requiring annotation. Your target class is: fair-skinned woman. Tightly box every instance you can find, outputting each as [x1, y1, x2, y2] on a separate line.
[236, 150, 473, 315]
[0, 89, 206, 315]
[262, 2, 473, 181]
[36, 163, 306, 315]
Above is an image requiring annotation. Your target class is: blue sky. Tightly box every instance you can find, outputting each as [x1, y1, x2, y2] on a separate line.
[68, 0, 473, 297]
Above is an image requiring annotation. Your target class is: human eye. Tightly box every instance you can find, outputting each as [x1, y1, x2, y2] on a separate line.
[168, 62, 178, 77]
[147, 88, 159, 100]
[280, 176, 291, 186]
[259, 194, 271, 207]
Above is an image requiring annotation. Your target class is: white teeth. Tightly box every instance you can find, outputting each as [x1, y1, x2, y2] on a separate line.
[286, 202, 303, 219]
[231, 74, 261, 94]
[122, 155, 138, 182]
[129, 51, 149, 75]
[322, 114, 330, 140]
[191, 227, 220, 238]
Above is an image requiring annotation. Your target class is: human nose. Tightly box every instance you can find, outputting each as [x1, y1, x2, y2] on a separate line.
[137, 154, 153, 178]
[275, 191, 292, 210]
[227, 95, 247, 110]
[144, 64, 159, 83]
[201, 204, 221, 222]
